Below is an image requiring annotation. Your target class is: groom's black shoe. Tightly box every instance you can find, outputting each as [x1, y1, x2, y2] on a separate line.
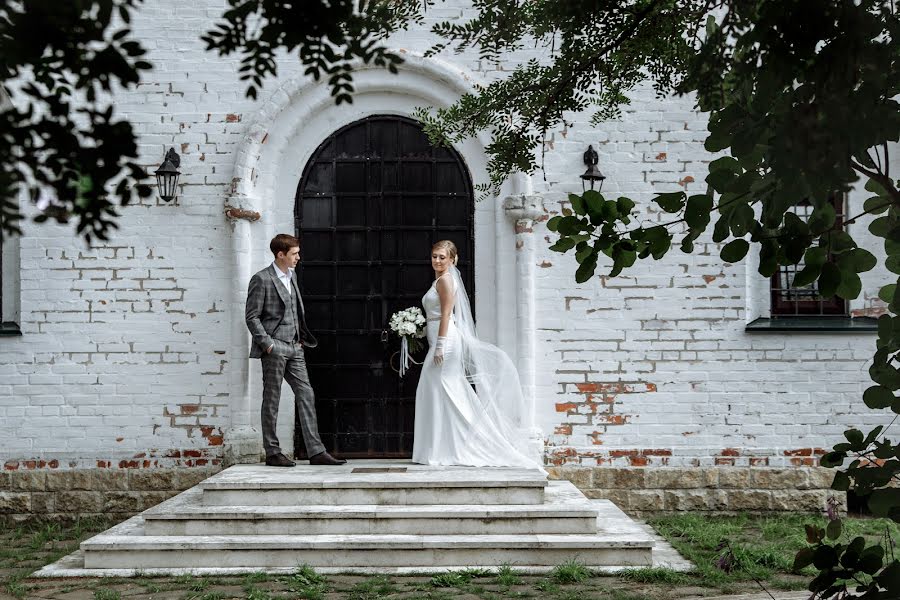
[309, 451, 347, 466]
[265, 453, 295, 467]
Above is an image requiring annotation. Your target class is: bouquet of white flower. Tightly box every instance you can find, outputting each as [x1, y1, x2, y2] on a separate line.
[389, 307, 426, 376]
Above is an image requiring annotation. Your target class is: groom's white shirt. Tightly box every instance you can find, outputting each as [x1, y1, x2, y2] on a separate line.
[272, 262, 293, 296]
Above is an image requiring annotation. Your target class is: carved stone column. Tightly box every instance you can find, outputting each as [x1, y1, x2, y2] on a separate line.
[502, 192, 546, 462]
[223, 196, 263, 465]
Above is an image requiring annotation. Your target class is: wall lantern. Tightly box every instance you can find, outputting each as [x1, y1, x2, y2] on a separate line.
[154, 147, 181, 202]
[580, 145, 606, 192]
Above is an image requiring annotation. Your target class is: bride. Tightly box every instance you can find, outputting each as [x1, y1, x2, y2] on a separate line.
[412, 240, 543, 470]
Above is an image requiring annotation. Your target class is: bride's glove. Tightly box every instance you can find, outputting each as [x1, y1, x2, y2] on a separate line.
[433, 336, 448, 365]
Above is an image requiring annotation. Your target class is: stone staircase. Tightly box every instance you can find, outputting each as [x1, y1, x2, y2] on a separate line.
[65, 462, 656, 573]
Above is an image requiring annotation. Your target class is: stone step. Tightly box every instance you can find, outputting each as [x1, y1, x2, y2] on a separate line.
[199, 463, 547, 506]
[81, 510, 654, 570]
[143, 481, 598, 536]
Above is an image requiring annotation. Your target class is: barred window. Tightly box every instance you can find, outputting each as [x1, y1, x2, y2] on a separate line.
[770, 193, 847, 317]
[0, 229, 21, 335]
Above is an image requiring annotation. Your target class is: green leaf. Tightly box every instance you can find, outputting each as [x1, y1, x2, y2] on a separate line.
[791, 264, 821, 288]
[845, 428, 864, 446]
[575, 254, 597, 284]
[879, 284, 897, 303]
[812, 545, 838, 569]
[870, 216, 893, 237]
[654, 191, 686, 213]
[792, 548, 815, 572]
[864, 196, 891, 215]
[864, 386, 895, 410]
[831, 470, 851, 490]
[549, 238, 576, 252]
[821, 231, 856, 254]
[720, 239, 749, 263]
[856, 544, 885, 574]
[817, 263, 842, 298]
[887, 254, 900, 275]
[582, 190, 605, 216]
[866, 178, 888, 195]
[728, 202, 755, 237]
[616, 197, 635, 215]
[569, 193, 586, 216]
[838, 248, 877, 273]
[836, 270, 861, 300]
[825, 519, 841, 541]
[820, 451, 846, 468]
[807, 202, 836, 234]
[685, 194, 714, 229]
[547, 215, 562, 232]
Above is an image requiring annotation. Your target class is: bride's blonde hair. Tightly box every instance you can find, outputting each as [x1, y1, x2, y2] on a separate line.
[432, 240, 459, 265]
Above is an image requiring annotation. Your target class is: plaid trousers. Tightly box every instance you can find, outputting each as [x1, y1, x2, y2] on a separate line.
[260, 339, 325, 458]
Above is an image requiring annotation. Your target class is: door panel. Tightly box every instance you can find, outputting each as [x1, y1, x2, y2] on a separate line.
[294, 115, 474, 458]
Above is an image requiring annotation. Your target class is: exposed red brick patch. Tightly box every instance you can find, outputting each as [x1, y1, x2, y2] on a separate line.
[4, 461, 18, 471]
[180, 404, 201, 415]
[96, 460, 110, 468]
[590, 432, 604, 445]
[226, 113, 241, 122]
[716, 457, 736, 466]
[629, 456, 649, 466]
[515, 223, 533, 234]
[720, 448, 740, 457]
[180, 142, 189, 153]
[539, 261, 553, 268]
[783, 448, 812, 457]
[555, 402, 579, 413]
[702, 274, 718, 283]
[852, 307, 888, 318]
[115, 437, 124, 442]
[655, 152, 667, 161]
[642, 449, 672, 456]
[596, 414, 628, 425]
[750, 457, 770, 466]
[554, 424, 572, 435]
[678, 175, 695, 186]
[790, 457, 817, 467]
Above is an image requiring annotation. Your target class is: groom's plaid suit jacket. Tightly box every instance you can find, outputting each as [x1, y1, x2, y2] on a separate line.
[245, 264, 319, 358]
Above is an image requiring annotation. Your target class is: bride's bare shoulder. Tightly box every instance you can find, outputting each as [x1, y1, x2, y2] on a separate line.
[435, 273, 455, 294]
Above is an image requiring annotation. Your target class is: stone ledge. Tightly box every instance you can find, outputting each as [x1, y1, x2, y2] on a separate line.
[0, 467, 221, 525]
[549, 466, 840, 515]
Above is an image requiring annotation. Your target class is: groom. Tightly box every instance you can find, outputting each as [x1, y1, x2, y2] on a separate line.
[245, 233, 346, 467]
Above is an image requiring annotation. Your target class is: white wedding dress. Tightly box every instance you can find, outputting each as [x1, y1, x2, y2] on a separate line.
[411, 266, 543, 470]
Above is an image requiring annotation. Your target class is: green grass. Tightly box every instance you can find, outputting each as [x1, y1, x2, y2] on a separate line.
[618, 567, 691, 585]
[283, 565, 329, 599]
[429, 571, 473, 588]
[93, 590, 121, 600]
[549, 560, 592, 584]
[495, 564, 523, 587]
[348, 575, 398, 599]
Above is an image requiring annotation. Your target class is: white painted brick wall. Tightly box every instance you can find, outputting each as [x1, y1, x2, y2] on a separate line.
[0, 0, 892, 473]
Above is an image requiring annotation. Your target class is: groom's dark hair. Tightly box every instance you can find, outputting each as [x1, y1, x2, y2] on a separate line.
[270, 234, 300, 257]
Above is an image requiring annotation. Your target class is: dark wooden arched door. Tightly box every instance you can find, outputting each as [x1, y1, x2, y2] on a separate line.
[294, 115, 474, 458]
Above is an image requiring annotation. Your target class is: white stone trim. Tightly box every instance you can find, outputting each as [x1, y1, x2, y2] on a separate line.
[224, 52, 524, 458]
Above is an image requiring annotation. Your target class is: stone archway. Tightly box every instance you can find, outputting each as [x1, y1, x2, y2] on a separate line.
[222, 52, 539, 462]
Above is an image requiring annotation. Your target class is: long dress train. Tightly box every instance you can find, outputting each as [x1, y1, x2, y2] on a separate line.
[411, 268, 542, 470]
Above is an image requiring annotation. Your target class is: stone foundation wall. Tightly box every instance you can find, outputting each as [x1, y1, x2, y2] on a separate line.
[1, 464, 840, 523]
[0, 467, 221, 525]
[549, 466, 841, 516]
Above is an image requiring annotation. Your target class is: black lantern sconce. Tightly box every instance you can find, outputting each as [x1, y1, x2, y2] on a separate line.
[580, 144, 606, 192]
[154, 147, 181, 202]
